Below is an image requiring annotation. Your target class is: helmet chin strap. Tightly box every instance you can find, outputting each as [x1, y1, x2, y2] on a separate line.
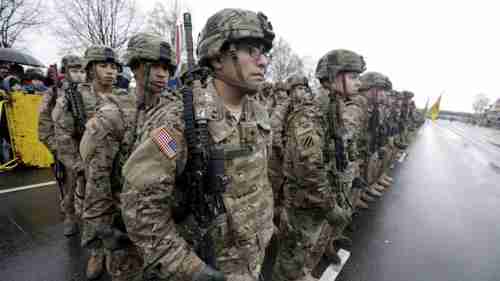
[341, 73, 348, 99]
[213, 44, 259, 95]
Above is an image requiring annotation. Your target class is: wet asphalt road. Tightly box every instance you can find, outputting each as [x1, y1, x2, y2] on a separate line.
[1, 120, 500, 281]
[337, 120, 500, 281]
[0, 170, 106, 281]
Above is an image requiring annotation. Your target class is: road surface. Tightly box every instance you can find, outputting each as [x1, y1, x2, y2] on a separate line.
[1, 120, 500, 281]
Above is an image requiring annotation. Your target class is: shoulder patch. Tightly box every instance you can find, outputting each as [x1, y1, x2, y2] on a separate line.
[151, 127, 178, 159]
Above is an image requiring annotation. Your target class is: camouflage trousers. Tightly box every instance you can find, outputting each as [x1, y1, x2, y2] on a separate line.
[400, 127, 409, 145]
[60, 170, 77, 219]
[366, 153, 382, 186]
[272, 209, 330, 281]
[74, 174, 85, 219]
[381, 139, 396, 174]
[105, 243, 143, 281]
[338, 165, 354, 212]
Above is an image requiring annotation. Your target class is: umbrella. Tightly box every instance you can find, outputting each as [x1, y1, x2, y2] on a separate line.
[0, 48, 45, 67]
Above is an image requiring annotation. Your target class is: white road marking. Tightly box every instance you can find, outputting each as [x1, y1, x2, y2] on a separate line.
[319, 249, 351, 281]
[0, 181, 57, 195]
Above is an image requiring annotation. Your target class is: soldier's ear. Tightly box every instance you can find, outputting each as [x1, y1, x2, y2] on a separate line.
[210, 56, 224, 72]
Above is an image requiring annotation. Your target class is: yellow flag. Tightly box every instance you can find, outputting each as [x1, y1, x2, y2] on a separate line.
[430, 95, 442, 121]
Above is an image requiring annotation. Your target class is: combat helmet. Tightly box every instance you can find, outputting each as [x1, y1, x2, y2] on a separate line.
[197, 8, 275, 67]
[360, 72, 392, 91]
[61, 55, 83, 74]
[83, 45, 121, 71]
[123, 32, 176, 74]
[286, 74, 309, 90]
[315, 49, 366, 82]
[401, 90, 415, 99]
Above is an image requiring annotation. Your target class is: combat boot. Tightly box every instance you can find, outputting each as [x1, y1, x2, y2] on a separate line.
[63, 217, 78, 236]
[382, 173, 393, 183]
[373, 183, 386, 192]
[334, 235, 353, 251]
[361, 192, 376, 202]
[367, 186, 382, 197]
[298, 273, 319, 281]
[378, 178, 391, 188]
[86, 249, 105, 280]
[323, 241, 341, 265]
[355, 199, 369, 210]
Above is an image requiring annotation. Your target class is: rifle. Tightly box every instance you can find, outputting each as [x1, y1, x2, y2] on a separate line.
[327, 92, 348, 173]
[65, 82, 87, 138]
[47, 64, 65, 201]
[53, 158, 65, 201]
[368, 90, 380, 154]
[181, 12, 227, 269]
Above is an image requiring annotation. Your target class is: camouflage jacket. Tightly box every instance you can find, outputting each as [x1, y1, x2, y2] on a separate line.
[268, 95, 291, 202]
[121, 79, 274, 281]
[38, 85, 63, 154]
[52, 84, 126, 173]
[349, 94, 369, 160]
[282, 100, 335, 212]
[79, 90, 180, 247]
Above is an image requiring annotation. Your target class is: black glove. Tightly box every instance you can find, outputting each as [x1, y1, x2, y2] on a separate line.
[193, 265, 226, 281]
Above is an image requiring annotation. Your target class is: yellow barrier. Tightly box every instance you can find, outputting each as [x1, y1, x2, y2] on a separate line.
[0, 91, 54, 171]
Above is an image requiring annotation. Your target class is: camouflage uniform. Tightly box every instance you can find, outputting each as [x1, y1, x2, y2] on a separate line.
[53, 45, 122, 280]
[315, 49, 365, 214]
[39, 56, 83, 219]
[268, 86, 290, 217]
[359, 72, 393, 191]
[53, 47, 121, 219]
[79, 33, 178, 281]
[272, 76, 342, 281]
[399, 91, 414, 146]
[121, 9, 275, 281]
[314, 49, 365, 262]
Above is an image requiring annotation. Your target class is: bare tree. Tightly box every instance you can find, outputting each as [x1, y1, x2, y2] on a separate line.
[52, 0, 141, 53]
[146, 1, 185, 47]
[267, 37, 304, 82]
[301, 55, 320, 92]
[472, 93, 490, 115]
[0, 0, 45, 48]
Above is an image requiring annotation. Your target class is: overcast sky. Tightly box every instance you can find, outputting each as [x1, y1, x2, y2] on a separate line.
[26, 0, 500, 112]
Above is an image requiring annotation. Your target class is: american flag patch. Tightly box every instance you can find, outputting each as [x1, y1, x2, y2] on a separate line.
[152, 127, 177, 158]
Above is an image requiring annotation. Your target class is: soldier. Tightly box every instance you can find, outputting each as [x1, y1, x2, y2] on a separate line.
[120, 9, 275, 281]
[314, 49, 365, 262]
[39, 55, 85, 216]
[398, 90, 414, 148]
[271, 75, 347, 281]
[254, 81, 273, 108]
[52, 45, 121, 280]
[39, 56, 85, 156]
[359, 72, 394, 197]
[79, 33, 177, 281]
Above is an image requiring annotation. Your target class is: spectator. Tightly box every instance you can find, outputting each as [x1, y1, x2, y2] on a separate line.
[22, 68, 48, 93]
